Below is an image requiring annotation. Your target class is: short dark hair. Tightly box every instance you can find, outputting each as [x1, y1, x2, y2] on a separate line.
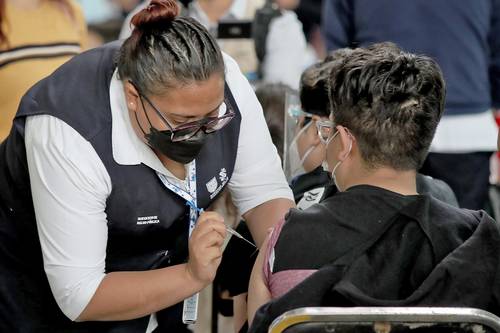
[300, 59, 331, 118]
[327, 42, 446, 170]
[300, 50, 353, 118]
[118, 0, 225, 96]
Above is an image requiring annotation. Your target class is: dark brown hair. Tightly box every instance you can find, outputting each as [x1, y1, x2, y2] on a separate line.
[299, 51, 352, 117]
[118, 0, 225, 96]
[327, 42, 446, 170]
[0, 0, 74, 46]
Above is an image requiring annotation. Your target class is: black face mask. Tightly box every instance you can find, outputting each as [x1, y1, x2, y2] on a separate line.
[145, 127, 208, 164]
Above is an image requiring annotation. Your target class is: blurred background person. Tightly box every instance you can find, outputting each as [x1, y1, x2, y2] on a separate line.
[322, 0, 500, 210]
[250, 0, 308, 88]
[78, 0, 143, 47]
[285, 58, 331, 204]
[294, 0, 324, 62]
[78, 0, 122, 46]
[78, 0, 122, 26]
[0, 0, 87, 140]
[121, 0, 308, 89]
[186, 0, 306, 88]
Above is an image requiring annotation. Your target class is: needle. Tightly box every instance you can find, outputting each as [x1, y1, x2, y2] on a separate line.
[190, 204, 257, 248]
[225, 225, 257, 248]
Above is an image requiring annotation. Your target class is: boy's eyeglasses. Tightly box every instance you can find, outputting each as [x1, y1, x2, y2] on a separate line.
[316, 120, 337, 145]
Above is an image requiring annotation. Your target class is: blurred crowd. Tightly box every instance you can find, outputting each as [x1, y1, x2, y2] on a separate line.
[2, 0, 497, 215]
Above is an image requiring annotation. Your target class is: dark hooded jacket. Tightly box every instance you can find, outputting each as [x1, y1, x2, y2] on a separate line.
[249, 186, 500, 333]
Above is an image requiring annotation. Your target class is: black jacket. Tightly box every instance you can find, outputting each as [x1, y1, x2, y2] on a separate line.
[249, 190, 500, 332]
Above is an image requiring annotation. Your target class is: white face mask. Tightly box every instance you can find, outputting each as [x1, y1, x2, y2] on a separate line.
[327, 131, 352, 191]
[288, 121, 317, 178]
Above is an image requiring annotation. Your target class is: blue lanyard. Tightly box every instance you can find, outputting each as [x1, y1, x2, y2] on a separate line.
[156, 161, 200, 324]
[156, 161, 199, 236]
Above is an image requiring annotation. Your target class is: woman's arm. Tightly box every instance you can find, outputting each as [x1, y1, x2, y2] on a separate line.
[78, 264, 202, 321]
[243, 198, 294, 247]
[78, 211, 226, 321]
[26, 115, 111, 321]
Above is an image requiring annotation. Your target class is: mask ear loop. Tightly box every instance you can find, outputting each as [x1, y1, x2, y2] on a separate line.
[128, 80, 155, 134]
[331, 133, 353, 188]
[289, 121, 316, 175]
[130, 79, 164, 134]
[289, 120, 312, 148]
[138, 94, 156, 131]
[291, 144, 317, 175]
[132, 95, 152, 136]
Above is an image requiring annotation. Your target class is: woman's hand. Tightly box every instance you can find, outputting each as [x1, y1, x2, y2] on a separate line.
[186, 211, 227, 287]
[78, 212, 227, 322]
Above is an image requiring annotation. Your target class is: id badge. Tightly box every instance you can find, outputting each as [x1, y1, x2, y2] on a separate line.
[182, 293, 199, 324]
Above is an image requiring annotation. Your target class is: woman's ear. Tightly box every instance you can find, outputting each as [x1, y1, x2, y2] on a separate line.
[336, 126, 354, 161]
[123, 81, 140, 112]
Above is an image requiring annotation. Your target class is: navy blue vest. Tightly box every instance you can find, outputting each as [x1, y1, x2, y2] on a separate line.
[0, 41, 241, 332]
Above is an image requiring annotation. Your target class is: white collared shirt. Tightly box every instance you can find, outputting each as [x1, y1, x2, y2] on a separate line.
[24, 52, 293, 328]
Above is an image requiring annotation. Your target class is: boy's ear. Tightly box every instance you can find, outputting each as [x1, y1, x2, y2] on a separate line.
[336, 126, 353, 161]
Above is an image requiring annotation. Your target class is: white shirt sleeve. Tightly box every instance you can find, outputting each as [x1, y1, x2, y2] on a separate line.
[224, 54, 294, 215]
[25, 115, 111, 321]
[262, 11, 307, 90]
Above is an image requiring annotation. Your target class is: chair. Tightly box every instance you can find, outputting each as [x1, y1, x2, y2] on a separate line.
[268, 307, 500, 333]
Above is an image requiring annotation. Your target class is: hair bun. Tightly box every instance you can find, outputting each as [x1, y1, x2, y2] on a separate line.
[131, 0, 180, 30]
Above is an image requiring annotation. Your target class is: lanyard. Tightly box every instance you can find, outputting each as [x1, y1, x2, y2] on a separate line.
[156, 161, 199, 236]
[156, 161, 200, 324]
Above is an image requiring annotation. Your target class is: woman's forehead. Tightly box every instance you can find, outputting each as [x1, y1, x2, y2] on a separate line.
[151, 75, 225, 118]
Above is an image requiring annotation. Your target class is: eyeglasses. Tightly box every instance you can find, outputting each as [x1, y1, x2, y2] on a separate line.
[316, 119, 337, 145]
[288, 105, 316, 125]
[133, 84, 235, 142]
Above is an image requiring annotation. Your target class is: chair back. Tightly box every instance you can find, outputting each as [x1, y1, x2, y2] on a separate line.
[268, 307, 500, 333]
